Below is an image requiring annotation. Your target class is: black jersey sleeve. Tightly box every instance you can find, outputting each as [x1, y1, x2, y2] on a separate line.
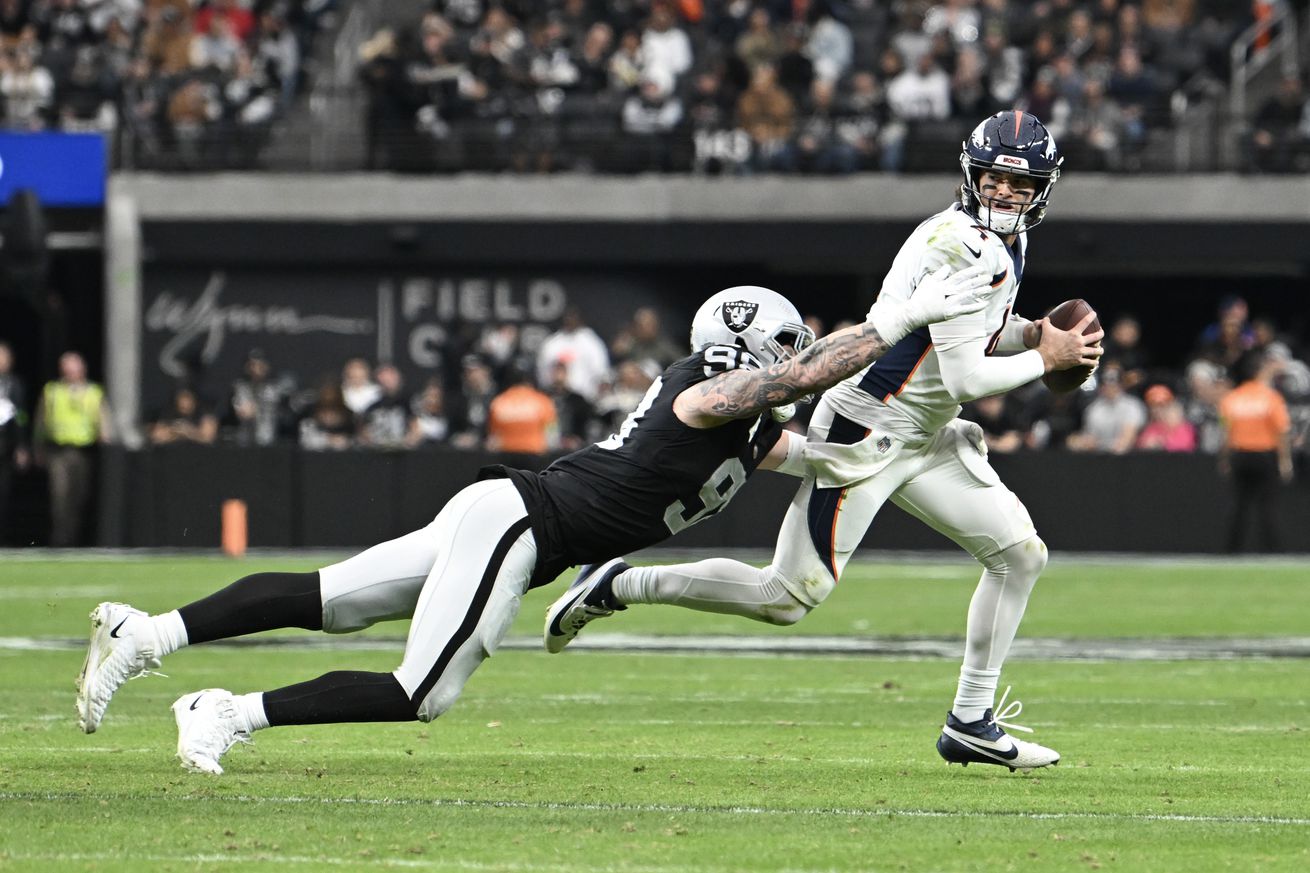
[488, 350, 785, 587]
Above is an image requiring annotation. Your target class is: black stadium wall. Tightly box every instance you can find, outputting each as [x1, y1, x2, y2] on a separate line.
[99, 174, 1310, 553]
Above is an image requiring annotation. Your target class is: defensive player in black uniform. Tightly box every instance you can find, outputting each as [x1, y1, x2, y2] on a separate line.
[76, 270, 990, 774]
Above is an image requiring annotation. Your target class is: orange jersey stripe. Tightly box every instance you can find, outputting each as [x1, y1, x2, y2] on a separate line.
[885, 343, 934, 401]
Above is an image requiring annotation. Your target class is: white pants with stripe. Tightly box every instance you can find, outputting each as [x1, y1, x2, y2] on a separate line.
[778, 396, 1039, 608]
[317, 479, 537, 721]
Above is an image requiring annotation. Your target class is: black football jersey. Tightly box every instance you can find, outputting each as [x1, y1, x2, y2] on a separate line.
[481, 348, 784, 587]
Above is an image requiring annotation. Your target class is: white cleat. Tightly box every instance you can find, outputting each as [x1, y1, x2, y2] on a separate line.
[935, 687, 1060, 772]
[173, 689, 252, 775]
[544, 558, 629, 653]
[76, 602, 162, 733]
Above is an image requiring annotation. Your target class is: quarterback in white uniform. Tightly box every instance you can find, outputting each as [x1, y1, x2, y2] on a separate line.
[546, 111, 1103, 772]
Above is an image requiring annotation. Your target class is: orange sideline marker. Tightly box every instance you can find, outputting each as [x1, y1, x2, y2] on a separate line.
[222, 499, 248, 557]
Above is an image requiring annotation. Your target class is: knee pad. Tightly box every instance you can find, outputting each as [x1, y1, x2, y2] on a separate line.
[984, 535, 1048, 579]
[759, 570, 814, 626]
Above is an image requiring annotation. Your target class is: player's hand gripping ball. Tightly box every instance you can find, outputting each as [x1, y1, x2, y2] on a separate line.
[1040, 298, 1101, 394]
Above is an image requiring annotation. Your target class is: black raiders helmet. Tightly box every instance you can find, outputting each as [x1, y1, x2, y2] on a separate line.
[959, 110, 1063, 234]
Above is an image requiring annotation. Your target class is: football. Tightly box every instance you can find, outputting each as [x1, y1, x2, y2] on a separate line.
[1040, 298, 1101, 393]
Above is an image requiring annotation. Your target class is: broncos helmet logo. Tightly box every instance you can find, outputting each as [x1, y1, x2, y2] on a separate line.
[721, 301, 759, 333]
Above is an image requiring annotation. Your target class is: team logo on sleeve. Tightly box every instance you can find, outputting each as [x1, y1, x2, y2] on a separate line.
[721, 301, 759, 333]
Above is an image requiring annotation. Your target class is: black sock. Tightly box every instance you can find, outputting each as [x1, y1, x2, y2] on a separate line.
[263, 671, 416, 726]
[178, 571, 324, 645]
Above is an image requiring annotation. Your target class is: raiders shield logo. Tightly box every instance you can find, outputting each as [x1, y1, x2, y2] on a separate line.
[721, 301, 759, 333]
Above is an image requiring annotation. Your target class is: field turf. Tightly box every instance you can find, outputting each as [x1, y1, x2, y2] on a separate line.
[2, 553, 1308, 872]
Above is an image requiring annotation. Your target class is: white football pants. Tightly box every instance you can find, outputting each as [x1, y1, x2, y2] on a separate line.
[615, 396, 1046, 693]
[317, 479, 537, 721]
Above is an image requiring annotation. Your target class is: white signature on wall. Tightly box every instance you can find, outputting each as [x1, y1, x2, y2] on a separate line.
[144, 272, 374, 377]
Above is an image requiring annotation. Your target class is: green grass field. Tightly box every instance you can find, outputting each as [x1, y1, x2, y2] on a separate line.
[2, 553, 1308, 872]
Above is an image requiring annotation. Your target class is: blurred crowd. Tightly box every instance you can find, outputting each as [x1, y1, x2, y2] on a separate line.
[1, 296, 1306, 548]
[127, 295, 1309, 466]
[957, 296, 1309, 463]
[358, 0, 1274, 174]
[0, 0, 332, 167]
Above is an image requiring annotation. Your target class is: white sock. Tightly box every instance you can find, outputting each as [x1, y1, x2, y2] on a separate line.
[234, 692, 270, 733]
[612, 559, 808, 625]
[145, 610, 189, 657]
[952, 667, 1000, 723]
[952, 536, 1046, 723]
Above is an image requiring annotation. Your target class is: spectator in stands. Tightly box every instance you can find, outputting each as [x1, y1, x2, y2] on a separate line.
[841, 70, 883, 169]
[924, 0, 982, 48]
[255, 9, 301, 108]
[573, 21, 614, 94]
[608, 28, 645, 93]
[56, 47, 116, 133]
[35, 351, 112, 547]
[792, 77, 859, 174]
[194, 0, 254, 43]
[610, 306, 681, 378]
[735, 6, 781, 70]
[1, 43, 54, 129]
[544, 361, 594, 451]
[595, 359, 654, 435]
[737, 62, 795, 171]
[1068, 363, 1146, 453]
[1182, 357, 1228, 454]
[950, 44, 989, 118]
[963, 393, 1026, 453]
[453, 354, 497, 449]
[776, 24, 815, 104]
[1219, 349, 1293, 552]
[191, 15, 242, 73]
[619, 70, 684, 171]
[299, 379, 355, 451]
[150, 385, 218, 446]
[884, 50, 950, 171]
[1196, 295, 1255, 370]
[1102, 314, 1151, 391]
[640, 2, 692, 89]
[1249, 74, 1308, 173]
[341, 357, 381, 415]
[537, 307, 610, 404]
[1106, 45, 1157, 165]
[804, 5, 853, 84]
[0, 342, 29, 543]
[226, 348, 293, 446]
[407, 377, 453, 447]
[1022, 383, 1086, 450]
[486, 366, 556, 455]
[980, 23, 1023, 107]
[1136, 383, 1196, 451]
[360, 364, 410, 449]
[1067, 78, 1123, 170]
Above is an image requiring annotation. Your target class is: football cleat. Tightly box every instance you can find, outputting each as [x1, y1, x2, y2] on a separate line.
[543, 558, 630, 653]
[173, 689, 252, 775]
[76, 602, 163, 733]
[936, 687, 1060, 772]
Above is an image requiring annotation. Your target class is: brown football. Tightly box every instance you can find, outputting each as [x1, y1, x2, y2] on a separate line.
[1040, 298, 1101, 393]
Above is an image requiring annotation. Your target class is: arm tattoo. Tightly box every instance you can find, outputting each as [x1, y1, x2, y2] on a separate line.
[694, 322, 893, 420]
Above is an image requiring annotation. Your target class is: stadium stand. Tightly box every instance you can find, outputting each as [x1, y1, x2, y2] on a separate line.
[1, 1, 1306, 172]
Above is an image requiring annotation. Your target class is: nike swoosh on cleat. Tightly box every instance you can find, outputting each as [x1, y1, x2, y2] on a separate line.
[943, 727, 1020, 761]
[189, 695, 204, 711]
[109, 617, 130, 639]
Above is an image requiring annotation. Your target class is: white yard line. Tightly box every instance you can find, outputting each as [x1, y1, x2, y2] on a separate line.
[6, 634, 1310, 660]
[2, 791, 1307, 827]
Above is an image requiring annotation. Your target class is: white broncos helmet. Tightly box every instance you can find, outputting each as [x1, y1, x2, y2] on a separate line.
[690, 286, 815, 368]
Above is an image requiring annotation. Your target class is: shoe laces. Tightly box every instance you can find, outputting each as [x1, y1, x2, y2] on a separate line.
[989, 686, 1034, 734]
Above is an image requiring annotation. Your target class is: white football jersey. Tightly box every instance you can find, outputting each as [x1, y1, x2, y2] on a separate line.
[824, 203, 1033, 439]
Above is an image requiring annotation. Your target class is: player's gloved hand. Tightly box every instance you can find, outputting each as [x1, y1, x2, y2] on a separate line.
[771, 403, 797, 423]
[867, 265, 992, 346]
